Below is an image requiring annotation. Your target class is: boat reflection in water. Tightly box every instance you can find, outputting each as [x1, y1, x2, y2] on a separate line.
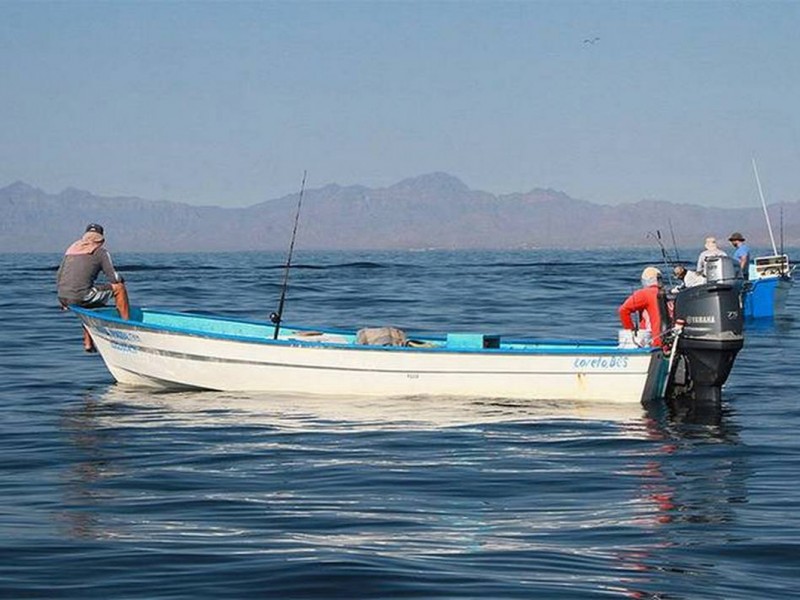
[664, 394, 729, 429]
[88, 386, 654, 430]
[58, 386, 747, 599]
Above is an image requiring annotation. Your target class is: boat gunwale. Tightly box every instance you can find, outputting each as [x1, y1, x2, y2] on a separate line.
[70, 306, 657, 357]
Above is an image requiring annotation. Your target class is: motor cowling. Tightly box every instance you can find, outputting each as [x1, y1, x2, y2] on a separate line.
[668, 256, 744, 402]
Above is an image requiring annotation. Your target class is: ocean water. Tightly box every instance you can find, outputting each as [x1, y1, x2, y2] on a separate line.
[1, 248, 799, 599]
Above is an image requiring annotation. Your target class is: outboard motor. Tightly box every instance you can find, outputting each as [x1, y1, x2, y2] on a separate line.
[667, 256, 744, 402]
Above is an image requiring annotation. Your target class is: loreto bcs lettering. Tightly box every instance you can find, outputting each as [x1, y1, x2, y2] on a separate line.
[573, 356, 629, 369]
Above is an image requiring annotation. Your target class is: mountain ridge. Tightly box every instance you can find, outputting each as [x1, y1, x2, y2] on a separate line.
[1, 174, 797, 253]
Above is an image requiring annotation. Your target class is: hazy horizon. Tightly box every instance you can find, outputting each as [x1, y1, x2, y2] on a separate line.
[2, 1, 799, 209]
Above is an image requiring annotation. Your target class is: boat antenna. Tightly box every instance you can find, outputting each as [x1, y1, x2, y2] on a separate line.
[270, 170, 307, 340]
[752, 158, 779, 256]
[780, 203, 785, 256]
[668, 218, 681, 262]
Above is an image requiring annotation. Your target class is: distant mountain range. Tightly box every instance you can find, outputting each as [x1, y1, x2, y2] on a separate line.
[1, 174, 797, 253]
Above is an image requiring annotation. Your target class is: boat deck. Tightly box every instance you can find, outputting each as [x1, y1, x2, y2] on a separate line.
[74, 306, 654, 356]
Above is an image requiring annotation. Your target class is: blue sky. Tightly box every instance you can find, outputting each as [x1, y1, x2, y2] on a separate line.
[1, 0, 798, 208]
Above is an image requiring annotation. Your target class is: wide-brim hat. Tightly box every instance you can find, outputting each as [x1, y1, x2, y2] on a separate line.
[728, 232, 745, 242]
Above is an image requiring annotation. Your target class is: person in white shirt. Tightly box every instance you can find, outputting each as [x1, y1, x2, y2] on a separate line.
[671, 264, 706, 294]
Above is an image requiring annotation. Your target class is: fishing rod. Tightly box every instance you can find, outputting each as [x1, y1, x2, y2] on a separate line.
[647, 229, 675, 287]
[647, 230, 673, 264]
[752, 158, 779, 256]
[668, 218, 681, 262]
[270, 170, 307, 340]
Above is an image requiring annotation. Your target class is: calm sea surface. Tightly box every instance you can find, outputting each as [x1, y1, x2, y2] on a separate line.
[1, 249, 799, 599]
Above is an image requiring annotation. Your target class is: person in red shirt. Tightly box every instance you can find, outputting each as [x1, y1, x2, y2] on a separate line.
[618, 266, 669, 346]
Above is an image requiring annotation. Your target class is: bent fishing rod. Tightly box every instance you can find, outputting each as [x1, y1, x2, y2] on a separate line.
[647, 230, 676, 287]
[271, 170, 307, 340]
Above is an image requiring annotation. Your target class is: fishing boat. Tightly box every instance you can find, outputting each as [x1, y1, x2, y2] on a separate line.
[68, 259, 743, 405]
[743, 254, 794, 318]
[70, 305, 665, 403]
[743, 159, 795, 318]
[64, 172, 744, 405]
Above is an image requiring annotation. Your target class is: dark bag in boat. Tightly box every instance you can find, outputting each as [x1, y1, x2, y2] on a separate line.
[356, 327, 407, 347]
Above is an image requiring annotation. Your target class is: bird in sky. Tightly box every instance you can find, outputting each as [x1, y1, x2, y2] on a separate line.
[583, 37, 600, 45]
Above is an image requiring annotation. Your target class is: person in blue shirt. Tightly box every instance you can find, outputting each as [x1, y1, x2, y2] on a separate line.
[728, 232, 751, 278]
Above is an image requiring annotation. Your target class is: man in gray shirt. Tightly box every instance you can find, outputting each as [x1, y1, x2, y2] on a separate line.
[57, 223, 130, 351]
[696, 236, 727, 277]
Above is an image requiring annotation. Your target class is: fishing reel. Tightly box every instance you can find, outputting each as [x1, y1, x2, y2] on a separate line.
[269, 312, 281, 324]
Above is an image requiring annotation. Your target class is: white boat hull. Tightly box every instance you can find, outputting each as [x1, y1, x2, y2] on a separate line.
[75, 308, 666, 404]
